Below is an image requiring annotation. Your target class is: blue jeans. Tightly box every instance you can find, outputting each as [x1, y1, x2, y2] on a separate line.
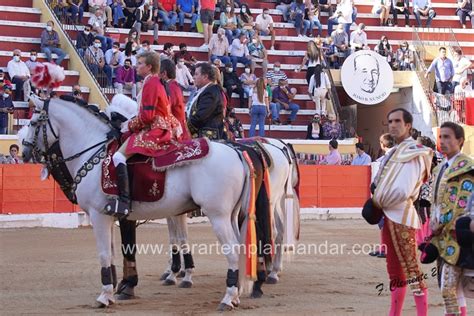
[111, 4, 125, 25]
[210, 55, 231, 65]
[95, 35, 113, 53]
[230, 56, 251, 70]
[225, 28, 241, 46]
[243, 86, 253, 98]
[249, 104, 267, 137]
[310, 18, 323, 36]
[292, 13, 310, 35]
[0, 127, 7, 135]
[352, 6, 358, 24]
[436, 81, 453, 95]
[270, 102, 299, 121]
[327, 18, 351, 35]
[414, 8, 436, 27]
[178, 11, 198, 28]
[41, 46, 66, 65]
[68, 4, 84, 23]
[88, 63, 113, 87]
[158, 10, 178, 30]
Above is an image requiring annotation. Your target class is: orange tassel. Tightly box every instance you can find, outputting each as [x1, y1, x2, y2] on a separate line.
[261, 155, 274, 257]
[242, 151, 257, 280]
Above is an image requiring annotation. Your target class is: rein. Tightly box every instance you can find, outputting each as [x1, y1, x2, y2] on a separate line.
[22, 98, 115, 204]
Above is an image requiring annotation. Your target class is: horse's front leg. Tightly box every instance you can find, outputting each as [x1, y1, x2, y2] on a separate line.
[89, 210, 116, 307]
[116, 218, 138, 300]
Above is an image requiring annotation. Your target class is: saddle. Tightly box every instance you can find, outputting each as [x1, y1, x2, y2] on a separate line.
[236, 137, 273, 170]
[102, 138, 210, 202]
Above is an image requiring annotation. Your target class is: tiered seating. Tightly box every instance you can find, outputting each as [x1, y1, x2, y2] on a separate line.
[2, 0, 472, 137]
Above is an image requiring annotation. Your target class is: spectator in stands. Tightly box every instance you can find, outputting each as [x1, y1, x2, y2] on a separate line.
[374, 35, 393, 68]
[123, 0, 144, 28]
[156, 0, 178, 31]
[111, 0, 126, 28]
[239, 65, 257, 102]
[318, 0, 334, 17]
[105, 42, 125, 75]
[0, 84, 13, 134]
[7, 49, 31, 101]
[296, 41, 322, 84]
[266, 61, 288, 88]
[223, 63, 245, 107]
[249, 78, 269, 137]
[413, 0, 436, 28]
[85, 37, 113, 87]
[174, 43, 197, 71]
[308, 64, 330, 115]
[160, 42, 175, 61]
[351, 0, 358, 24]
[395, 41, 414, 70]
[0, 71, 12, 88]
[88, 9, 113, 52]
[177, 0, 198, 32]
[229, 34, 252, 71]
[425, 47, 454, 95]
[41, 21, 67, 66]
[306, 0, 323, 37]
[327, 0, 353, 35]
[176, 57, 196, 92]
[350, 23, 369, 53]
[123, 41, 138, 66]
[321, 139, 341, 165]
[322, 113, 342, 139]
[456, 0, 473, 29]
[219, 0, 240, 12]
[226, 109, 245, 138]
[371, 0, 391, 26]
[135, 3, 159, 44]
[220, 4, 241, 45]
[88, 0, 113, 27]
[199, 0, 217, 48]
[137, 40, 152, 54]
[76, 24, 95, 57]
[276, 0, 293, 22]
[69, 84, 85, 101]
[323, 36, 339, 68]
[306, 113, 322, 139]
[331, 23, 350, 62]
[391, 0, 410, 27]
[125, 28, 141, 46]
[454, 77, 473, 94]
[247, 33, 268, 75]
[351, 142, 372, 165]
[272, 78, 299, 125]
[290, 0, 310, 37]
[4, 144, 23, 164]
[114, 59, 137, 99]
[209, 28, 231, 66]
[66, 0, 84, 24]
[238, 4, 254, 38]
[255, 7, 276, 51]
[25, 50, 41, 74]
[452, 48, 471, 89]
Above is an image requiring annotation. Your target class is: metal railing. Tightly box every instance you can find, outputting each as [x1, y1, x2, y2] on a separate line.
[44, 0, 113, 100]
[431, 92, 467, 125]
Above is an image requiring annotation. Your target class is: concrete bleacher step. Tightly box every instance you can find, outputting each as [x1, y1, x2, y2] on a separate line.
[0, 49, 70, 68]
[1, 0, 32, 7]
[0, 6, 41, 23]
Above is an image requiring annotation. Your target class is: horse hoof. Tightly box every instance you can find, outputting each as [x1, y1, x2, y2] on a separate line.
[250, 289, 263, 299]
[115, 284, 135, 300]
[93, 301, 107, 309]
[159, 272, 170, 281]
[178, 281, 193, 288]
[177, 270, 186, 278]
[162, 279, 176, 286]
[116, 292, 136, 300]
[217, 303, 234, 312]
[266, 277, 278, 284]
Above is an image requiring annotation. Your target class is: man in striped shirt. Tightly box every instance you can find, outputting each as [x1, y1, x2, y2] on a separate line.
[265, 61, 287, 88]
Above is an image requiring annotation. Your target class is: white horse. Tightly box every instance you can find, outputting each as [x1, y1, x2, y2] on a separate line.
[21, 96, 261, 311]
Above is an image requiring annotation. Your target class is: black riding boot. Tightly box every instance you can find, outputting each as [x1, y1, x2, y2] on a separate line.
[104, 163, 131, 219]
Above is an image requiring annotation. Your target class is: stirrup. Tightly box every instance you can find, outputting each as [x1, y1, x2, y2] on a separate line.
[104, 198, 130, 219]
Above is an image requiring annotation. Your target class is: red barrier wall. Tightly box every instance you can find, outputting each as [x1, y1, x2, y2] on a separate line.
[0, 164, 372, 214]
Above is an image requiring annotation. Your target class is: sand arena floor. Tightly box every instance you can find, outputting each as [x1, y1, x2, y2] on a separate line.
[0, 219, 446, 315]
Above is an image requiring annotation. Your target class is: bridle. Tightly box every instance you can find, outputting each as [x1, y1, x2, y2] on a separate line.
[22, 98, 113, 204]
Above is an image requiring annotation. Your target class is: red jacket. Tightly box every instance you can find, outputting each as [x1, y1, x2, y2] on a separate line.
[169, 79, 191, 140]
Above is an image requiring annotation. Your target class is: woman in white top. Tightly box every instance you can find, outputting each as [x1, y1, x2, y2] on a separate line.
[249, 78, 270, 137]
[296, 40, 321, 84]
[308, 64, 331, 115]
[372, 0, 392, 26]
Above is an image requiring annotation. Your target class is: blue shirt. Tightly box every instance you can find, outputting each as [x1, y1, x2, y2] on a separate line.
[413, 0, 431, 10]
[427, 57, 455, 82]
[0, 95, 13, 129]
[351, 152, 372, 166]
[177, 0, 196, 13]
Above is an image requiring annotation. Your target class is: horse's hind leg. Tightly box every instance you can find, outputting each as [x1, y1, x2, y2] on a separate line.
[89, 211, 116, 307]
[208, 214, 241, 311]
[267, 202, 284, 284]
[162, 217, 180, 286]
[116, 218, 138, 300]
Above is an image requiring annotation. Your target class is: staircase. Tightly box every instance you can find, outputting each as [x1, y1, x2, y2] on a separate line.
[2, 0, 473, 139]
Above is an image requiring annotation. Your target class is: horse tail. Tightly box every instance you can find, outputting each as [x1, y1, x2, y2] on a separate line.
[286, 143, 301, 242]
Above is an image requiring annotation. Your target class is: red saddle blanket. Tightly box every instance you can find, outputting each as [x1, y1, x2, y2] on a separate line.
[102, 138, 210, 202]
